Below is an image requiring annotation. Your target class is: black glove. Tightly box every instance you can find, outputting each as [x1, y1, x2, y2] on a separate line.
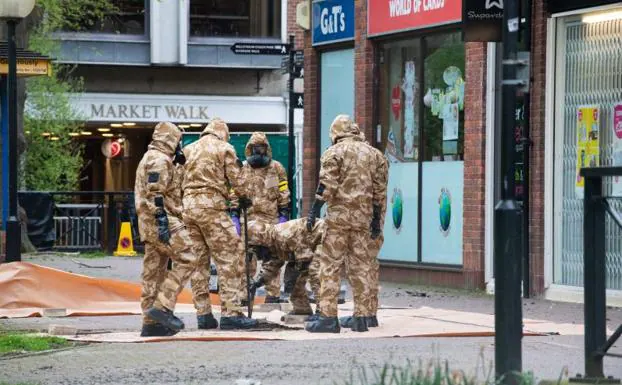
[306, 198, 325, 231]
[254, 246, 274, 262]
[238, 196, 252, 210]
[248, 277, 265, 300]
[370, 204, 381, 240]
[173, 143, 186, 166]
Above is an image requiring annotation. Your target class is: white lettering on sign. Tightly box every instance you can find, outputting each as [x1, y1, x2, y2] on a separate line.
[423, 0, 445, 11]
[90, 104, 209, 121]
[320, 5, 346, 35]
[389, 0, 412, 17]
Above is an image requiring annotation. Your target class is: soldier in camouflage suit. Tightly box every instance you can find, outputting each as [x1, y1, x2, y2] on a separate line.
[305, 115, 386, 333]
[181, 118, 257, 330]
[232, 132, 290, 304]
[135, 122, 198, 336]
[340, 127, 389, 329]
[246, 218, 324, 317]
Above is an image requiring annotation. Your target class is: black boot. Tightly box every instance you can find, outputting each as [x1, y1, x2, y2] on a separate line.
[145, 307, 185, 331]
[339, 316, 354, 328]
[197, 313, 219, 329]
[307, 308, 321, 322]
[365, 315, 379, 328]
[220, 315, 259, 330]
[264, 295, 283, 304]
[140, 323, 178, 337]
[350, 316, 369, 332]
[305, 316, 341, 333]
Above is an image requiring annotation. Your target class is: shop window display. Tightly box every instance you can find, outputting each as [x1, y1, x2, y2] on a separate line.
[189, 0, 281, 38]
[62, 0, 147, 35]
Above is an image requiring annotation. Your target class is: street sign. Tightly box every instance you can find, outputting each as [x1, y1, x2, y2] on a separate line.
[292, 92, 304, 109]
[293, 64, 304, 79]
[293, 50, 304, 65]
[230, 43, 290, 55]
[462, 0, 504, 42]
[0, 58, 51, 77]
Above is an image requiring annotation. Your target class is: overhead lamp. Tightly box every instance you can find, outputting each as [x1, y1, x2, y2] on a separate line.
[190, 123, 203, 128]
[583, 10, 622, 23]
[41, 132, 51, 137]
[50, 136, 60, 141]
[98, 127, 111, 132]
[110, 123, 123, 128]
[179, 124, 190, 129]
[102, 133, 114, 137]
[122, 122, 136, 127]
[69, 133, 80, 137]
[81, 131, 93, 136]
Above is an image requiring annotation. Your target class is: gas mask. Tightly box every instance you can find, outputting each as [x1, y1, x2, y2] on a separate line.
[247, 144, 270, 168]
[173, 143, 186, 166]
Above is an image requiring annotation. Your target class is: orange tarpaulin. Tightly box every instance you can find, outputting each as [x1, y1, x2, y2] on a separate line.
[0, 262, 263, 319]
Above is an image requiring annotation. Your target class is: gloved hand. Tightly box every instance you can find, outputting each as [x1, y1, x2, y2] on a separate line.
[306, 199, 325, 231]
[278, 207, 289, 224]
[231, 213, 241, 236]
[155, 208, 170, 244]
[173, 143, 186, 165]
[248, 277, 265, 301]
[238, 196, 252, 210]
[370, 204, 381, 240]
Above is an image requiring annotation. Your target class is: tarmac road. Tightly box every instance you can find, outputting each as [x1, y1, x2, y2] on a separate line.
[1, 255, 621, 385]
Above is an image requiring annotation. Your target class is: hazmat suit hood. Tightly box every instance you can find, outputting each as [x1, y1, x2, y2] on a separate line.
[148, 122, 182, 156]
[201, 118, 230, 142]
[244, 132, 273, 168]
[329, 114, 361, 144]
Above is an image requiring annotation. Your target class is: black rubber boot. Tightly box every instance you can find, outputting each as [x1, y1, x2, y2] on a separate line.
[220, 315, 259, 330]
[350, 316, 369, 332]
[197, 313, 219, 329]
[305, 316, 341, 333]
[339, 316, 354, 328]
[264, 295, 283, 304]
[146, 307, 185, 331]
[365, 315, 379, 328]
[306, 309, 321, 322]
[140, 323, 178, 337]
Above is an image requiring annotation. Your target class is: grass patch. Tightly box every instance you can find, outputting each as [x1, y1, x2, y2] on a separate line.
[78, 251, 109, 259]
[0, 332, 70, 355]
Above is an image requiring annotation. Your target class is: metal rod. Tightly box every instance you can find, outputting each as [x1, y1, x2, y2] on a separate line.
[583, 175, 607, 378]
[598, 324, 622, 357]
[6, 19, 21, 263]
[494, 0, 523, 380]
[1, 76, 8, 231]
[287, 34, 295, 218]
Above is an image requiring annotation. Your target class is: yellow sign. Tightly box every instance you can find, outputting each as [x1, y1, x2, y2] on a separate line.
[575, 105, 600, 198]
[0, 58, 51, 77]
[113, 222, 137, 257]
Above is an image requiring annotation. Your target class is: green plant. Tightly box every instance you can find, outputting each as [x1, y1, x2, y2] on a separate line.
[0, 333, 69, 355]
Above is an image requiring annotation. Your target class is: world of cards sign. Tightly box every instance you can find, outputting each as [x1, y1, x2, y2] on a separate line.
[230, 43, 290, 55]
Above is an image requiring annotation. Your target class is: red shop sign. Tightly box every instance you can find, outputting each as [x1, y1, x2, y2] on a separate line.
[368, 0, 463, 37]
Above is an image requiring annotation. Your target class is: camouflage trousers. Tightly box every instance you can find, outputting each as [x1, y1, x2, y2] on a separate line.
[141, 227, 198, 325]
[240, 248, 284, 300]
[183, 207, 245, 317]
[319, 225, 371, 318]
[344, 233, 383, 316]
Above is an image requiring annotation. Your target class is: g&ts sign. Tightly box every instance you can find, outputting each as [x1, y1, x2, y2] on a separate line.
[368, 0, 462, 37]
[312, 0, 355, 46]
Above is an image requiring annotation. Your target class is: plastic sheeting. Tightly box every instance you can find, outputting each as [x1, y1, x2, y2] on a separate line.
[0, 262, 264, 318]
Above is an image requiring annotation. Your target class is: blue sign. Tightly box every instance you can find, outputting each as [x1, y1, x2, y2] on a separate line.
[312, 0, 355, 46]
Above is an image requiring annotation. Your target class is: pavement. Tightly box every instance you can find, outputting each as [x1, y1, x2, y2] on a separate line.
[0, 254, 621, 385]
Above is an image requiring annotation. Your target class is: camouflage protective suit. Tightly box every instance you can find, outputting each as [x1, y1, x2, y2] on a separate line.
[247, 218, 324, 314]
[135, 122, 198, 325]
[314, 115, 385, 319]
[181, 118, 248, 317]
[233, 132, 290, 300]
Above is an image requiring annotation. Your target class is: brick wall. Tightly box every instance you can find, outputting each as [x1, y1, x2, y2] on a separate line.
[462, 42, 488, 290]
[529, 0, 548, 296]
[354, 0, 375, 141]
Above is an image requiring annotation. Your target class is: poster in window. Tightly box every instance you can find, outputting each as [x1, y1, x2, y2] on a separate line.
[402, 61, 417, 159]
[612, 103, 622, 196]
[575, 105, 600, 198]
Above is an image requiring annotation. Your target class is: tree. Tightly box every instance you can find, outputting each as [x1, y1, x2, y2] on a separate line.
[0, 0, 115, 252]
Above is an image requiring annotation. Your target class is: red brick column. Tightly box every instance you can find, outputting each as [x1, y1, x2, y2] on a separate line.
[302, 32, 319, 214]
[462, 42, 487, 290]
[529, 0, 548, 296]
[354, 0, 375, 141]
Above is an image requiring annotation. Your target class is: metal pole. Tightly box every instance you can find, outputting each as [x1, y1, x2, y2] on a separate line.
[1, 75, 8, 232]
[287, 34, 295, 218]
[494, 0, 523, 380]
[6, 19, 21, 263]
[583, 174, 606, 379]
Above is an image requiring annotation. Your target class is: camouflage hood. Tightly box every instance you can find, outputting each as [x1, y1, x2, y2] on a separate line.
[148, 122, 182, 156]
[329, 114, 361, 144]
[201, 118, 230, 142]
[244, 132, 272, 158]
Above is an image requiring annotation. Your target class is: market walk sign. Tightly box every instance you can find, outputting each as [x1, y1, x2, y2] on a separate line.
[463, 0, 504, 42]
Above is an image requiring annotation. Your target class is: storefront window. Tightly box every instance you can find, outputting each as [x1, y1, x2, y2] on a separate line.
[553, 9, 622, 290]
[189, 0, 281, 38]
[62, 0, 147, 35]
[377, 31, 465, 265]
